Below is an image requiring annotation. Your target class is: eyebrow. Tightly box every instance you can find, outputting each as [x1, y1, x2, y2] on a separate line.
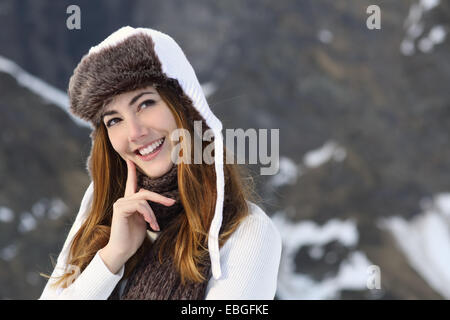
[101, 91, 155, 121]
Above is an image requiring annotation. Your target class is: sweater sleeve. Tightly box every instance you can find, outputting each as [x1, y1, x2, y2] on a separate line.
[204, 202, 282, 300]
[38, 182, 125, 300]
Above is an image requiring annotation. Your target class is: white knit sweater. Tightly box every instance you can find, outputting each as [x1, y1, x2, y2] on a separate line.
[39, 182, 282, 300]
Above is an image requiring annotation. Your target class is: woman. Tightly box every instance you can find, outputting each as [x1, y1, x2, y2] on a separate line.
[39, 26, 281, 300]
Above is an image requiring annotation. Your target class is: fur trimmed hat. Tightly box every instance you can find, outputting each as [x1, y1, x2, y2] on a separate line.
[68, 26, 225, 280]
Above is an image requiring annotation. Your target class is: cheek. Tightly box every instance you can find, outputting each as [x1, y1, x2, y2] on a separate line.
[108, 131, 128, 156]
[147, 107, 178, 137]
[160, 109, 178, 134]
[162, 117, 178, 149]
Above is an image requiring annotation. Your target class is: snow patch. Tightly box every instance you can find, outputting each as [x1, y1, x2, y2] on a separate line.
[272, 211, 374, 299]
[201, 82, 217, 98]
[420, 0, 440, 11]
[318, 29, 333, 44]
[0, 243, 18, 261]
[379, 192, 450, 299]
[434, 193, 450, 216]
[0, 206, 14, 223]
[303, 141, 346, 168]
[18, 212, 37, 233]
[47, 198, 68, 220]
[0, 55, 89, 128]
[401, 1, 446, 55]
[268, 156, 300, 188]
[14, 198, 68, 233]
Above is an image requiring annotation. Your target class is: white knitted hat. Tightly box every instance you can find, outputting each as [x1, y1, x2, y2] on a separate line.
[70, 26, 225, 280]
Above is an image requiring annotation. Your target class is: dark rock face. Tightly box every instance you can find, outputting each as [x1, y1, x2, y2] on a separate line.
[0, 71, 91, 299]
[0, 0, 448, 299]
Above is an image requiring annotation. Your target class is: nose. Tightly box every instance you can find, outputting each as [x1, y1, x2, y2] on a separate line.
[127, 117, 147, 143]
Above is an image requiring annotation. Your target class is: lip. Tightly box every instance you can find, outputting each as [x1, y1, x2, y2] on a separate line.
[135, 137, 165, 162]
[133, 137, 165, 153]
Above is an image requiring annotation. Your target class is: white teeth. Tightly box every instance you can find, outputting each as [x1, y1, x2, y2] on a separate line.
[139, 138, 164, 156]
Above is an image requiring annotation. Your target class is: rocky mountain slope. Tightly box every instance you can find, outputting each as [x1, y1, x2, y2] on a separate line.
[0, 0, 449, 299]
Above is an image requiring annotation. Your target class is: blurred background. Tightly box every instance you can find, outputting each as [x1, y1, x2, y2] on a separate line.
[0, 0, 449, 300]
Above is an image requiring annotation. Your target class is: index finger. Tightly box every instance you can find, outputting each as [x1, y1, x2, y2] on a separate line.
[124, 159, 137, 197]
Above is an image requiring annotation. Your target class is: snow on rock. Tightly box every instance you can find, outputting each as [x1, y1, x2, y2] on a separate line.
[0, 243, 18, 261]
[401, 0, 446, 55]
[31, 201, 46, 219]
[0, 206, 14, 223]
[266, 141, 346, 190]
[268, 156, 300, 188]
[47, 198, 68, 220]
[434, 193, 450, 217]
[201, 82, 217, 98]
[428, 25, 447, 44]
[303, 140, 346, 169]
[272, 211, 374, 299]
[318, 29, 333, 44]
[379, 192, 450, 299]
[418, 25, 447, 53]
[0, 55, 89, 128]
[14, 197, 69, 233]
[30, 198, 68, 220]
[420, 0, 440, 11]
[18, 212, 37, 233]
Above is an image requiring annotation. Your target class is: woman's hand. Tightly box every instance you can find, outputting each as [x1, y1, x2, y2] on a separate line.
[99, 159, 176, 274]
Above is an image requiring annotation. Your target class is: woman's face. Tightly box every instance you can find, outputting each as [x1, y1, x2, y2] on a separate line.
[101, 85, 178, 178]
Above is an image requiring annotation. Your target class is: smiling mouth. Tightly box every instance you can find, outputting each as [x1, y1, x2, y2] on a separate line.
[134, 137, 165, 156]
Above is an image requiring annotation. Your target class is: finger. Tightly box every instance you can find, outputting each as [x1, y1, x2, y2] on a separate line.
[138, 201, 160, 231]
[132, 189, 177, 206]
[117, 200, 160, 231]
[124, 159, 137, 197]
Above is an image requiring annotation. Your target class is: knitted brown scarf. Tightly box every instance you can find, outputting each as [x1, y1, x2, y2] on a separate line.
[108, 163, 213, 300]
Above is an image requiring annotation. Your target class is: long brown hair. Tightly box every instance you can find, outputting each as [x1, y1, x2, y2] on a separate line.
[42, 84, 259, 289]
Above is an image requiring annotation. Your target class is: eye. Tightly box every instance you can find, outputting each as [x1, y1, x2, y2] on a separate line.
[106, 118, 120, 127]
[139, 99, 155, 110]
[104, 99, 155, 128]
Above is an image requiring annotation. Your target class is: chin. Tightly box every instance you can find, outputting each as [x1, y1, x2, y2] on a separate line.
[140, 159, 173, 179]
